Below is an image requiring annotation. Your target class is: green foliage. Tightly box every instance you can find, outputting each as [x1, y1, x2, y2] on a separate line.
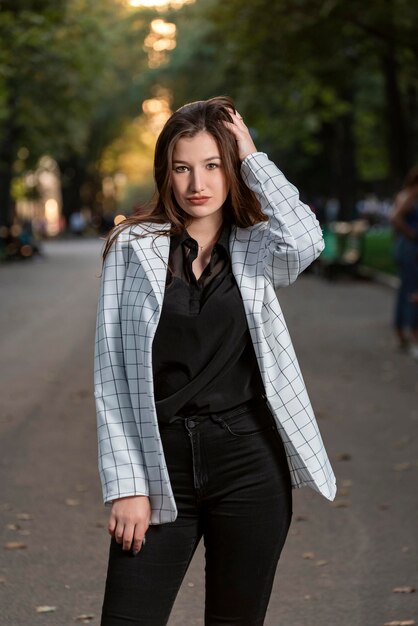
[150, 0, 418, 198]
[0, 0, 150, 166]
[362, 229, 397, 275]
[0, 0, 155, 224]
[1, 0, 418, 223]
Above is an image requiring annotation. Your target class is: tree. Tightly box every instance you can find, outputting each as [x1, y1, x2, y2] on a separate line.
[149, 0, 418, 216]
[0, 0, 151, 227]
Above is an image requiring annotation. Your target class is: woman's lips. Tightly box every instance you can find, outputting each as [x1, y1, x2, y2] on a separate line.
[187, 196, 211, 205]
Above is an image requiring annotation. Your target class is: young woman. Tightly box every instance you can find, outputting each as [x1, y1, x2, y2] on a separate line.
[94, 96, 336, 625]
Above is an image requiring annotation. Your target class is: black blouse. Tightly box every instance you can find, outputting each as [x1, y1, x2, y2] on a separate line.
[151, 222, 266, 423]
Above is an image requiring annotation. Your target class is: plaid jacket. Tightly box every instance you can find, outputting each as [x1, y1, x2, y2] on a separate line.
[94, 152, 337, 524]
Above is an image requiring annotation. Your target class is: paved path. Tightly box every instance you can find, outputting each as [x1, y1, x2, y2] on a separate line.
[0, 238, 417, 626]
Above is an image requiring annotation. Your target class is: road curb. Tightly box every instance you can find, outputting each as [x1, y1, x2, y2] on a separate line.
[357, 265, 400, 289]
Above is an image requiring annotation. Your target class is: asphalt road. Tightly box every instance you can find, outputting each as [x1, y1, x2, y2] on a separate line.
[0, 238, 417, 626]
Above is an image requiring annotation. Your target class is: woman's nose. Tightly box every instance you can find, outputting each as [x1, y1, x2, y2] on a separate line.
[190, 169, 205, 192]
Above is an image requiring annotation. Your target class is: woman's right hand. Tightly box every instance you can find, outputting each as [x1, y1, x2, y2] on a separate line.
[108, 495, 151, 554]
[224, 109, 257, 161]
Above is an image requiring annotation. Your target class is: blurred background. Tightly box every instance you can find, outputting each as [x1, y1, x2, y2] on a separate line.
[0, 0, 417, 273]
[0, 1, 417, 625]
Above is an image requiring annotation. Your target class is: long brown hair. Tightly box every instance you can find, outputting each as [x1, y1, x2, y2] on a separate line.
[101, 95, 266, 263]
[403, 165, 418, 189]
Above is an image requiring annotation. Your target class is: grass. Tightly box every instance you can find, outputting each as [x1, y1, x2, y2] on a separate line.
[321, 226, 398, 276]
[361, 228, 397, 276]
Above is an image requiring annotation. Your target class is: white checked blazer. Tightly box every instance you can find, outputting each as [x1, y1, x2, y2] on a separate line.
[94, 152, 337, 524]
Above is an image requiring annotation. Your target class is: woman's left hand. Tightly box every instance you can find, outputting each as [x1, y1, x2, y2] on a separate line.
[224, 110, 257, 162]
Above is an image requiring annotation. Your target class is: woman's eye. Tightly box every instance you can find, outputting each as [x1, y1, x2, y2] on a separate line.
[174, 166, 188, 173]
[207, 163, 219, 170]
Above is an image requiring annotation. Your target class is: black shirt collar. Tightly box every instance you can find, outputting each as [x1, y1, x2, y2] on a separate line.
[171, 222, 231, 255]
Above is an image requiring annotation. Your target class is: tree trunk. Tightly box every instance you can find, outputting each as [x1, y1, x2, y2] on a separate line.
[379, 1, 408, 188]
[321, 105, 358, 221]
[0, 91, 18, 228]
[58, 156, 87, 228]
[82, 168, 103, 215]
[334, 107, 358, 220]
[381, 52, 408, 187]
[0, 153, 15, 230]
[405, 81, 417, 171]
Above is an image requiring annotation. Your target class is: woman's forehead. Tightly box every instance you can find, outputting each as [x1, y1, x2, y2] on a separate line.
[173, 131, 220, 160]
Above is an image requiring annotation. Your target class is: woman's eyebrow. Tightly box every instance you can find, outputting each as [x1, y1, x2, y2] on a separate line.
[172, 156, 222, 164]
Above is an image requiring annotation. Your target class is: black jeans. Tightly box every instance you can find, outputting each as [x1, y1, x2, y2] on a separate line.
[101, 396, 293, 626]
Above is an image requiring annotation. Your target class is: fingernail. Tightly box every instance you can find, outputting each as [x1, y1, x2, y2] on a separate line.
[132, 549, 139, 556]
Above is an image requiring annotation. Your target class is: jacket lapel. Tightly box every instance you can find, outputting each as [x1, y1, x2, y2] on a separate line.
[129, 222, 264, 317]
[230, 224, 264, 317]
[130, 224, 171, 313]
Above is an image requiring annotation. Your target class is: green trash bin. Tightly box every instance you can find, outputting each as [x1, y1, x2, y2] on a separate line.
[321, 226, 339, 262]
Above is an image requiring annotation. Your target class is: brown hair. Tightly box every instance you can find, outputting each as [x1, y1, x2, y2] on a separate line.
[101, 95, 266, 263]
[403, 165, 418, 189]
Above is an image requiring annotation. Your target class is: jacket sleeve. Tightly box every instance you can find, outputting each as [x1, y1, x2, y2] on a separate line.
[94, 232, 149, 505]
[241, 152, 325, 288]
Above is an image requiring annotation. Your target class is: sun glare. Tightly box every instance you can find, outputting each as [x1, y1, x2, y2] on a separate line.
[144, 18, 177, 67]
[142, 89, 172, 134]
[129, 0, 194, 8]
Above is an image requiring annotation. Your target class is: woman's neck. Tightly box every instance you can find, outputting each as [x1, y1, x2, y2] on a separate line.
[186, 214, 224, 244]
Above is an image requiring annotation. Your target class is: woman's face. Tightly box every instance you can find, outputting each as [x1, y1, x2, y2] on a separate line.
[171, 131, 229, 224]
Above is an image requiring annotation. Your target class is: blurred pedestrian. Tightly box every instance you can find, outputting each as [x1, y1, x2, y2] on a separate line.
[69, 210, 86, 236]
[390, 166, 418, 359]
[94, 96, 336, 625]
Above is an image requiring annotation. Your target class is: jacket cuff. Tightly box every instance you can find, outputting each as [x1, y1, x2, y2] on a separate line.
[241, 151, 269, 171]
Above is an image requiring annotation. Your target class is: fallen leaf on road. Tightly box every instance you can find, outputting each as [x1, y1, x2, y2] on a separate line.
[65, 499, 80, 507]
[187, 582, 195, 587]
[35, 606, 57, 613]
[383, 621, 416, 626]
[331, 499, 351, 508]
[6, 524, 20, 531]
[302, 551, 315, 560]
[392, 587, 416, 594]
[393, 437, 411, 449]
[304, 595, 311, 600]
[338, 488, 350, 497]
[75, 389, 90, 399]
[335, 453, 352, 461]
[393, 462, 413, 472]
[316, 560, 328, 566]
[4, 542, 27, 550]
[0, 577, 6, 584]
[295, 515, 308, 522]
[0, 503, 12, 512]
[16, 513, 32, 521]
[75, 615, 94, 623]
[341, 479, 353, 487]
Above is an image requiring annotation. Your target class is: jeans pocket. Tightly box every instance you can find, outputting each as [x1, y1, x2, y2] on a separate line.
[215, 405, 274, 438]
